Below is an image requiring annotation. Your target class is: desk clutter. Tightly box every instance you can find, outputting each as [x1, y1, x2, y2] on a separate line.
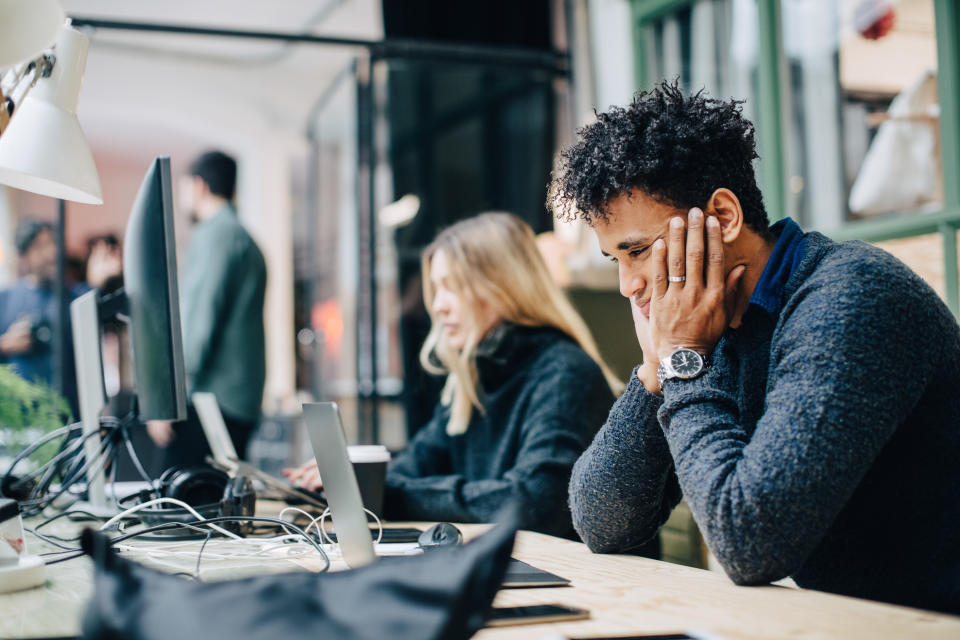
[79, 519, 515, 640]
[0, 414, 561, 639]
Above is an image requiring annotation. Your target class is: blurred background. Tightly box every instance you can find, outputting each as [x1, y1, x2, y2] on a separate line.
[1, 0, 956, 566]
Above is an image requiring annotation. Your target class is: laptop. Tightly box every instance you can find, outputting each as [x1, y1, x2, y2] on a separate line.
[301, 401, 571, 587]
[192, 392, 327, 511]
[302, 401, 378, 568]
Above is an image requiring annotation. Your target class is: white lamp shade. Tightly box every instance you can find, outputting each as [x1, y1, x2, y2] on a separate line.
[0, 25, 102, 204]
[0, 0, 64, 68]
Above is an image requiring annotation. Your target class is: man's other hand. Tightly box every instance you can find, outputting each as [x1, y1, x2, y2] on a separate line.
[146, 420, 175, 447]
[86, 241, 122, 289]
[0, 318, 33, 356]
[629, 296, 662, 394]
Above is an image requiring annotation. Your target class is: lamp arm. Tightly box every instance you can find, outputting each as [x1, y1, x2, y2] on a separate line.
[0, 53, 56, 134]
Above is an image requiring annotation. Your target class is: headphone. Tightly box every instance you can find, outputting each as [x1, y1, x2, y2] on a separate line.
[122, 465, 257, 536]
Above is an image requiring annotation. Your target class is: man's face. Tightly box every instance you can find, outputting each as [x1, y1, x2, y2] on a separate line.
[24, 228, 57, 284]
[594, 189, 687, 319]
[178, 175, 207, 225]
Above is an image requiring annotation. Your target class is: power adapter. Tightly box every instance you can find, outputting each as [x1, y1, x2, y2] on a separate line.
[0, 498, 46, 593]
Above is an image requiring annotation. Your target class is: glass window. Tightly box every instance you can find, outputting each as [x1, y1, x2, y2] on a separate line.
[782, 0, 941, 230]
[642, 0, 761, 119]
[872, 232, 947, 300]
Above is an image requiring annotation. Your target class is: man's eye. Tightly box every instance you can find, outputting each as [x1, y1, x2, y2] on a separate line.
[630, 247, 649, 257]
[606, 255, 618, 264]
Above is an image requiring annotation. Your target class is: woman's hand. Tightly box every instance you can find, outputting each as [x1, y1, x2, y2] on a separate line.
[146, 420, 175, 447]
[282, 459, 323, 491]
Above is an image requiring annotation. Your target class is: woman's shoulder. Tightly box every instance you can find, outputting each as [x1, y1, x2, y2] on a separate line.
[523, 327, 606, 378]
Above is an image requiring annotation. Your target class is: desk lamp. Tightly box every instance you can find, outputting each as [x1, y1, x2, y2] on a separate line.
[0, 14, 103, 204]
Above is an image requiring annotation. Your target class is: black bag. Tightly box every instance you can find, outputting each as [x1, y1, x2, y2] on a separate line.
[80, 516, 516, 640]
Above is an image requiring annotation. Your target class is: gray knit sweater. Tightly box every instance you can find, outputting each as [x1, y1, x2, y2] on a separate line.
[569, 229, 960, 614]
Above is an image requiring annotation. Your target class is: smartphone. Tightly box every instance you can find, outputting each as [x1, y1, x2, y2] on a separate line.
[485, 604, 590, 627]
[545, 633, 724, 640]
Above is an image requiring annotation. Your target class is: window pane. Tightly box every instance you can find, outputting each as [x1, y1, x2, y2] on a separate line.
[643, 0, 760, 117]
[783, 0, 941, 229]
[873, 233, 945, 300]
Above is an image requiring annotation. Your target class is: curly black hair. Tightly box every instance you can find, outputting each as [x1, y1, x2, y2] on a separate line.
[550, 80, 769, 234]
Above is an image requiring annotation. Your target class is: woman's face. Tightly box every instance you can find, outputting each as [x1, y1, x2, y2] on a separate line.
[429, 249, 500, 353]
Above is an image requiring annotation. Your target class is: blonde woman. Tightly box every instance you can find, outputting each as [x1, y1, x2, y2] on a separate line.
[286, 213, 619, 537]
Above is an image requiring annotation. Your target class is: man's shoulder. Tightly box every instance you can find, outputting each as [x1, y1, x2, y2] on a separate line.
[787, 233, 949, 323]
[804, 235, 928, 292]
[198, 214, 264, 262]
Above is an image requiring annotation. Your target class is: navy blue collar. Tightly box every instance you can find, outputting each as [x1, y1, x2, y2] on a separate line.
[747, 218, 806, 318]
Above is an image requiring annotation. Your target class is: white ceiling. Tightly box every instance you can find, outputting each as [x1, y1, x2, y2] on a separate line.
[62, 0, 382, 158]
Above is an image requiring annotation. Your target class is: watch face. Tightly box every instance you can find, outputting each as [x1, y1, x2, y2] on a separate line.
[669, 349, 704, 378]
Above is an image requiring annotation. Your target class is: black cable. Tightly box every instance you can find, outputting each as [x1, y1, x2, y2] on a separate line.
[1, 422, 83, 494]
[18, 437, 118, 517]
[4, 415, 152, 519]
[27, 509, 108, 546]
[194, 532, 212, 578]
[9, 421, 118, 516]
[118, 416, 154, 484]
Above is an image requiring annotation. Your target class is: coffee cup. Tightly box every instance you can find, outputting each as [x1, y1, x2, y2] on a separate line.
[347, 445, 391, 516]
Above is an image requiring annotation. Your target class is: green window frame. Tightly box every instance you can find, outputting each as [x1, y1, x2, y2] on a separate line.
[630, 0, 960, 313]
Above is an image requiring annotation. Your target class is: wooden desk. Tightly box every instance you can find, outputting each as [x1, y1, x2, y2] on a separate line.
[2, 520, 958, 639]
[460, 525, 960, 640]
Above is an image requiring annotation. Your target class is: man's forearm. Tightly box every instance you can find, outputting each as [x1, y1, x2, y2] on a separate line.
[569, 371, 678, 553]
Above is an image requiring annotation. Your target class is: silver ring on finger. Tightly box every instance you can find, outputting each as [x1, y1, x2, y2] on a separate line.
[668, 275, 686, 283]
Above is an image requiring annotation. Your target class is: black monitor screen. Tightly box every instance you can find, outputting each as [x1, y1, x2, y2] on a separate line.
[122, 156, 187, 421]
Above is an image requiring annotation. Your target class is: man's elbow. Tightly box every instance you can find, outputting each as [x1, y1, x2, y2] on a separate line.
[709, 541, 797, 587]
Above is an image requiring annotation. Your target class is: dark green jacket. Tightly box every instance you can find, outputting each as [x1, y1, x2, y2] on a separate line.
[180, 205, 266, 422]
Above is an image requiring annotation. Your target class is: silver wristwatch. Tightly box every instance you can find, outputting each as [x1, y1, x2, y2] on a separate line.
[657, 348, 707, 386]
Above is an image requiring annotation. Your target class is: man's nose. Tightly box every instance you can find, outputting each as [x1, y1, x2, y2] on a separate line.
[618, 263, 643, 299]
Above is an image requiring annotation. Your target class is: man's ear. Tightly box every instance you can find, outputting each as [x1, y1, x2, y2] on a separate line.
[705, 188, 743, 244]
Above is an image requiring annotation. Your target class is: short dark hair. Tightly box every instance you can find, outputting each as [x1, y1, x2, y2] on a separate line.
[87, 233, 119, 254]
[14, 220, 54, 255]
[550, 80, 769, 234]
[189, 150, 237, 200]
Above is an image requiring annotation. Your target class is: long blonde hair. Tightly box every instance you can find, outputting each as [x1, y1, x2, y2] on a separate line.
[419, 212, 622, 436]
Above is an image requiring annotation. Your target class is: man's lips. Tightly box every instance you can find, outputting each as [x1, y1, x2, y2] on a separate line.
[633, 298, 650, 318]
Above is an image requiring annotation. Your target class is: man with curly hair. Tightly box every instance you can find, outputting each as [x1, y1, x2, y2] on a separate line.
[553, 80, 960, 614]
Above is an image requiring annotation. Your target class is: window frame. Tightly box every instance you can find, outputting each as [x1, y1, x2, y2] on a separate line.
[630, 0, 960, 313]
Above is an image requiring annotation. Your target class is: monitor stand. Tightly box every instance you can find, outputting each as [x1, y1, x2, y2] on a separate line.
[70, 290, 113, 516]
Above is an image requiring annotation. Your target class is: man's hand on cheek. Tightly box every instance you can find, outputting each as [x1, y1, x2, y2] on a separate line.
[629, 296, 661, 393]
[649, 208, 745, 361]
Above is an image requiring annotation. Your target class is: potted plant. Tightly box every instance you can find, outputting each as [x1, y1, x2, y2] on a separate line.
[0, 365, 70, 469]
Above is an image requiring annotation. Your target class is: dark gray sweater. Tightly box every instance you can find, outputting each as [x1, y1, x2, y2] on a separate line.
[570, 230, 960, 614]
[385, 325, 614, 538]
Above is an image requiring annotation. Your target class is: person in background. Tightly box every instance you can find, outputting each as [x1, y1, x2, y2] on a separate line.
[285, 213, 620, 539]
[146, 150, 267, 473]
[0, 221, 121, 414]
[553, 80, 960, 614]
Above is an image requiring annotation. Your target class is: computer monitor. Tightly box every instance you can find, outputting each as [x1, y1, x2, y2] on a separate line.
[70, 156, 186, 512]
[122, 156, 187, 421]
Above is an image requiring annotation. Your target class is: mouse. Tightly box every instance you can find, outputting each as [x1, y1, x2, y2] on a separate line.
[417, 522, 463, 550]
